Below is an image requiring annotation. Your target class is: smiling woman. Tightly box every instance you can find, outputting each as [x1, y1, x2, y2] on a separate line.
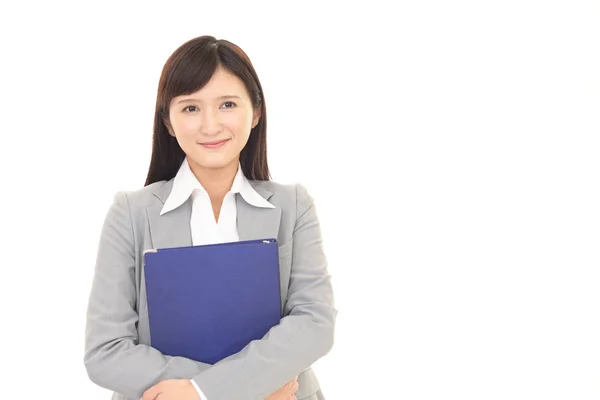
[84, 35, 336, 400]
[164, 68, 260, 175]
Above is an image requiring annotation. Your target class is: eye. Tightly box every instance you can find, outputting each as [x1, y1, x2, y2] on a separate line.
[183, 105, 199, 112]
[221, 101, 236, 109]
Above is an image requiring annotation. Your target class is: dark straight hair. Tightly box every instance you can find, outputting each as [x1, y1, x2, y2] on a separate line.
[144, 35, 270, 186]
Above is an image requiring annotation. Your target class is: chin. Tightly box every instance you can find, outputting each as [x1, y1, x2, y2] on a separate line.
[188, 155, 238, 170]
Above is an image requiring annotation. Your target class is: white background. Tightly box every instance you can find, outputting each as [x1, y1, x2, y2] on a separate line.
[1, 1, 599, 399]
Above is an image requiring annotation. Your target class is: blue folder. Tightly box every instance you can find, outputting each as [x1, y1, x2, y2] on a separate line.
[143, 238, 282, 365]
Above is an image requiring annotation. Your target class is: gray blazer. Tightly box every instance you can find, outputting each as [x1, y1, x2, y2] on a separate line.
[84, 178, 337, 400]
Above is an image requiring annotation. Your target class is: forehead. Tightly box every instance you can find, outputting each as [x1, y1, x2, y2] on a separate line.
[177, 67, 248, 101]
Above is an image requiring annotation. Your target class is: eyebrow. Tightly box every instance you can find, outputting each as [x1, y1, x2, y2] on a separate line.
[176, 95, 242, 104]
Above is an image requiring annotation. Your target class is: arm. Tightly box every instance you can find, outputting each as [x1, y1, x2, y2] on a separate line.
[191, 184, 337, 400]
[84, 192, 212, 399]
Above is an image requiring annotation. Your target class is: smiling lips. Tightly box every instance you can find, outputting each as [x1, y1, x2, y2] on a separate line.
[200, 139, 230, 149]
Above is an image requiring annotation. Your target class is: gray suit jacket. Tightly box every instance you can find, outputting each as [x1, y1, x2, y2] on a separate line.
[84, 178, 337, 400]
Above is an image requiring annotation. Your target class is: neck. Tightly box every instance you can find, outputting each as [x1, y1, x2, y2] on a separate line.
[187, 157, 239, 201]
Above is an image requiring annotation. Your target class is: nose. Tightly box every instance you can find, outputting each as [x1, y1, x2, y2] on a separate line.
[200, 108, 223, 136]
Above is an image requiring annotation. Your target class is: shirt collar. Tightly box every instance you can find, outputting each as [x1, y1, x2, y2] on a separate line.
[160, 159, 275, 215]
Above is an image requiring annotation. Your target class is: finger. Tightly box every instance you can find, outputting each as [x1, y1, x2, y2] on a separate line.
[142, 384, 162, 400]
[290, 381, 299, 394]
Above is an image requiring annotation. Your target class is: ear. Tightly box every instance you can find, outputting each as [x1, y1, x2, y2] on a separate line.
[251, 108, 261, 129]
[163, 116, 176, 137]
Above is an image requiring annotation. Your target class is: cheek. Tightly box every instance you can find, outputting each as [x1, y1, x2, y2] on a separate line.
[223, 113, 252, 135]
[176, 118, 200, 135]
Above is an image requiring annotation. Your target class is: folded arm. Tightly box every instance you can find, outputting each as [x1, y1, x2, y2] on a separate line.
[84, 192, 212, 399]
[191, 184, 338, 400]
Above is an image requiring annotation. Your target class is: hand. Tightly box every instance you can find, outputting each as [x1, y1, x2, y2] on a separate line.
[141, 379, 201, 400]
[266, 376, 299, 400]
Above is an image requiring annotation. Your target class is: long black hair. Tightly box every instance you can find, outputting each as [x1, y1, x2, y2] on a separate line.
[144, 35, 270, 186]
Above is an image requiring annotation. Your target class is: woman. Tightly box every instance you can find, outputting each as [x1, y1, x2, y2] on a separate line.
[84, 35, 337, 400]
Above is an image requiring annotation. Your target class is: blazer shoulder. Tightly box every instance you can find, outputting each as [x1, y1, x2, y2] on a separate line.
[250, 180, 314, 215]
[114, 180, 170, 209]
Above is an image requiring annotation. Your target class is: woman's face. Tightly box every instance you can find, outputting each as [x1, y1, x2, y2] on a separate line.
[165, 66, 260, 172]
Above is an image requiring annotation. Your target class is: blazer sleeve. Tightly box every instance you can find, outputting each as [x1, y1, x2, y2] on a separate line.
[83, 191, 212, 399]
[191, 183, 338, 400]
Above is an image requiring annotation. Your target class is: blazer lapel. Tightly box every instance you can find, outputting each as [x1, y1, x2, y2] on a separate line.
[147, 180, 193, 250]
[236, 181, 282, 242]
[147, 179, 282, 249]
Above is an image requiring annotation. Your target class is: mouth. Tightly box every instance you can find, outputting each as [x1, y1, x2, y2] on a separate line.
[199, 139, 230, 149]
